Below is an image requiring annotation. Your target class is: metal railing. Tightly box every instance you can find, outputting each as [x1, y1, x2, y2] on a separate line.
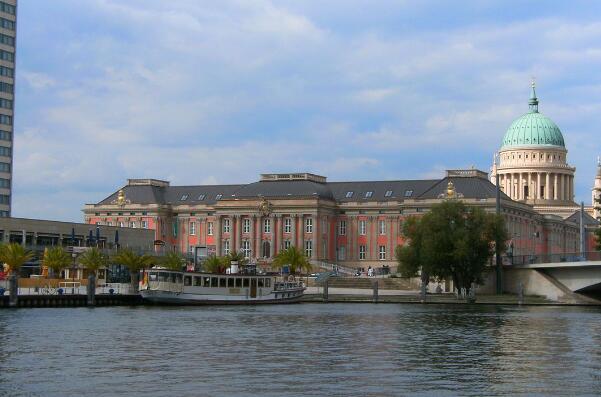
[504, 251, 601, 266]
[311, 260, 356, 275]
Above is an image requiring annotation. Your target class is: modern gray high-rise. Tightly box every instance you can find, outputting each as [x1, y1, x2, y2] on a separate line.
[0, 0, 15, 217]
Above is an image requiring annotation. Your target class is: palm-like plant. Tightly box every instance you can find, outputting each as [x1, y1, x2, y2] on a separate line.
[203, 255, 228, 274]
[112, 249, 153, 292]
[225, 250, 248, 266]
[42, 246, 71, 279]
[0, 243, 33, 275]
[161, 251, 185, 271]
[78, 247, 108, 276]
[272, 246, 312, 275]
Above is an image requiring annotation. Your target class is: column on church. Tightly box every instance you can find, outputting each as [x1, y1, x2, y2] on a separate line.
[545, 173, 551, 200]
[527, 173, 532, 199]
[536, 173, 541, 200]
[518, 173, 523, 200]
[569, 175, 573, 201]
[214, 216, 221, 256]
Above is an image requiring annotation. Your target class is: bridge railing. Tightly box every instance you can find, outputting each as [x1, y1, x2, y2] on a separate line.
[504, 251, 601, 266]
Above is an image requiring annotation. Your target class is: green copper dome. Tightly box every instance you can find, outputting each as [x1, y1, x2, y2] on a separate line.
[501, 84, 565, 149]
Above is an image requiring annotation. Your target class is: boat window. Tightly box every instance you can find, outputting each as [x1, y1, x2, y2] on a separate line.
[176, 273, 183, 284]
[184, 276, 192, 286]
[243, 278, 249, 287]
[149, 272, 158, 281]
[169, 273, 176, 283]
[235, 278, 242, 288]
[158, 272, 169, 282]
[258, 278, 264, 288]
[265, 278, 271, 288]
[227, 278, 234, 288]
[211, 277, 218, 287]
[219, 278, 226, 288]
[203, 277, 211, 287]
[194, 276, 202, 286]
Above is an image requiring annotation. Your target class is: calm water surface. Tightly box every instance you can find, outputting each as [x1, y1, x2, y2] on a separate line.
[1, 304, 600, 396]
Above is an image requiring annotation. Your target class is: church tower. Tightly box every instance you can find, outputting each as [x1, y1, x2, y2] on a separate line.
[593, 158, 601, 220]
[491, 82, 579, 218]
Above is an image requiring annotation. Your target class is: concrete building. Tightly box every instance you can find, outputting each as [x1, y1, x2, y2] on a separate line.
[0, 0, 15, 217]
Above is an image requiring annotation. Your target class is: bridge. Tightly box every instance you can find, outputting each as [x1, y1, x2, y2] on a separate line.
[504, 252, 601, 303]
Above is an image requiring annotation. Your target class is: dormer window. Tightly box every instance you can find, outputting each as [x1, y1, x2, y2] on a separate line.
[215, 194, 222, 200]
[404, 190, 413, 197]
[180, 194, 188, 201]
[385, 190, 393, 197]
[365, 191, 373, 198]
[345, 191, 353, 198]
[197, 194, 205, 201]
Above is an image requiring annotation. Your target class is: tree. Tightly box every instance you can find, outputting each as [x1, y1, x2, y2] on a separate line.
[203, 255, 228, 274]
[395, 216, 423, 279]
[161, 251, 185, 271]
[112, 249, 153, 292]
[0, 243, 33, 275]
[224, 251, 249, 267]
[42, 246, 71, 279]
[78, 247, 108, 276]
[396, 200, 508, 291]
[272, 246, 312, 275]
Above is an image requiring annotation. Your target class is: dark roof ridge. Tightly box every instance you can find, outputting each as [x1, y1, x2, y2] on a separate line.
[327, 178, 440, 184]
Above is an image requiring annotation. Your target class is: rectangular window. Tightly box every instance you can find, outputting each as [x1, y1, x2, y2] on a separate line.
[0, 194, 8, 204]
[0, 130, 9, 141]
[379, 245, 386, 260]
[0, 33, 14, 46]
[338, 246, 346, 260]
[284, 240, 291, 250]
[0, 161, 8, 172]
[0, 17, 15, 31]
[207, 222, 214, 235]
[0, 81, 12, 92]
[404, 190, 413, 197]
[359, 220, 366, 235]
[197, 194, 205, 201]
[0, 98, 11, 109]
[189, 221, 196, 235]
[339, 220, 346, 235]
[242, 240, 251, 258]
[223, 218, 230, 233]
[180, 194, 188, 201]
[305, 218, 313, 233]
[385, 190, 393, 197]
[130, 221, 136, 228]
[243, 218, 250, 233]
[0, 66, 13, 77]
[223, 240, 230, 256]
[345, 191, 353, 198]
[359, 245, 366, 260]
[365, 191, 373, 198]
[0, 115, 11, 125]
[284, 217, 291, 233]
[379, 220, 386, 235]
[141, 220, 148, 229]
[215, 194, 222, 200]
[304, 240, 313, 258]
[0, 2, 16, 15]
[0, 177, 9, 188]
[263, 218, 271, 233]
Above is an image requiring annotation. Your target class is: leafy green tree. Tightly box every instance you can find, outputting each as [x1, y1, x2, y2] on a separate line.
[78, 247, 108, 276]
[272, 246, 312, 275]
[224, 250, 249, 267]
[42, 246, 72, 279]
[395, 217, 423, 279]
[161, 251, 185, 271]
[203, 255, 228, 273]
[112, 249, 153, 291]
[396, 200, 507, 291]
[0, 243, 33, 275]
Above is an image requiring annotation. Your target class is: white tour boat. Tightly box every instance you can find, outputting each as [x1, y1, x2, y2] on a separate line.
[139, 268, 305, 305]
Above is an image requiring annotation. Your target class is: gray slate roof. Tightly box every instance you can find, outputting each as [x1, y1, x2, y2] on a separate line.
[565, 211, 600, 226]
[97, 175, 506, 206]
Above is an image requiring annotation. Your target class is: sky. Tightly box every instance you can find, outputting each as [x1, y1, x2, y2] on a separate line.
[12, 0, 601, 222]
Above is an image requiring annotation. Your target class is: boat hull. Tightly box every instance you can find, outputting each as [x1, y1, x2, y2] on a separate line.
[140, 289, 304, 305]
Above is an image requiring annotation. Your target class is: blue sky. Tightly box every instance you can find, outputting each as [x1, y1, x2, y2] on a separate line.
[12, 0, 601, 221]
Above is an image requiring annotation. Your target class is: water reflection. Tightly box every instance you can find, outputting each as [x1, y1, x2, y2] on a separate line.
[0, 304, 600, 396]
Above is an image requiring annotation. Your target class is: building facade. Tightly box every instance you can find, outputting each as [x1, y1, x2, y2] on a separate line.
[0, 0, 15, 217]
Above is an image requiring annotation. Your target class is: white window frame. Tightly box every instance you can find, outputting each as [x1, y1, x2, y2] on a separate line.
[305, 218, 313, 233]
[223, 218, 230, 233]
[264, 218, 271, 233]
[118, 221, 124, 228]
[243, 218, 250, 234]
[359, 245, 366, 260]
[129, 221, 136, 228]
[207, 222, 214, 235]
[379, 245, 386, 260]
[339, 220, 346, 236]
[284, 240, 291, 250]
[304, 240, 313, 257]
[379, 220, 386, 235]
[223, 240, 230, 256]
[284, 218, 291, 233]
[141, 220, 148, 229]
[190, 221, 196, 236]
[359, 220, 366, 235]
[242, 240, 251, 258]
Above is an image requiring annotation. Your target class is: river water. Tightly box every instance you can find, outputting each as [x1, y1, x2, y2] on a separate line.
[1, 304, 600, 396]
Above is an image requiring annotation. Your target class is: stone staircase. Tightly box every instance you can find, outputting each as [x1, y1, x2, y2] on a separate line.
[317, 277, 419, 290]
